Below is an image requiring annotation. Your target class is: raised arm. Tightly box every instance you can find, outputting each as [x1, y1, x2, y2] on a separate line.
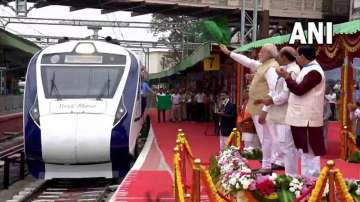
[229, 52, 261, 72]
[219, 44, 260, 72]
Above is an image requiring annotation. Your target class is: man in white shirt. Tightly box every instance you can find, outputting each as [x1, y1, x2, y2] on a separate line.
[255, 46, 300, 176]
[194, 91, 205, 122]
[171, 90, 181, 122]
[325, 90, 337, 120]
[220, 44, 279, 174]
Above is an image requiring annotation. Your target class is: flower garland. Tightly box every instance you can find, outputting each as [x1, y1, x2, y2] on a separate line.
[225, 131, 236, 147]
[173, 148, 185, 202]
[200, 165, 224, 202]
[323, 40, 340, 58]
[335, 171, 354, 202]
[342, 35, 360, 53]
[308, 165, 329, 202]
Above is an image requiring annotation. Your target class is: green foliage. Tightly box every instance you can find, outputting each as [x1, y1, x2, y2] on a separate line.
[209, 155, 221, 184]
[151, 14, 208, 65]
[275, 176, 295, 202]
[347, 180, 360, 202]
[349, 150, 360, 163]
[241, 149, 263, 160]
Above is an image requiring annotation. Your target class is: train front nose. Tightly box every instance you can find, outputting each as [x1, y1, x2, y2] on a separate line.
[41, 114, 113, 164]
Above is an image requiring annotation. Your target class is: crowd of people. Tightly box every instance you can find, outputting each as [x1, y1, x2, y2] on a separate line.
[154, 88, 231, 125]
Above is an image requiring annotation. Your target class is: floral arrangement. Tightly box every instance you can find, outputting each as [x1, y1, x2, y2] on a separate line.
[242, 147, 263, 160]
[347, 180, 360, 201]
[210, 146, 320, 201]
[349, 150, 360, 163]
[210, 146, 360, 202]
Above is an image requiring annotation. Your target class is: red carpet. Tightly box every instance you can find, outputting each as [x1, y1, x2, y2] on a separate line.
[112, 110, 360, 202]
[148, 109, 360, 179]
[149, 109, 220, 170]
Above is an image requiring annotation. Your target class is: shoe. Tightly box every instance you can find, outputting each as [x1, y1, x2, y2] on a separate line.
[271, 164, 285, 170]
[253, 168, 272, 175]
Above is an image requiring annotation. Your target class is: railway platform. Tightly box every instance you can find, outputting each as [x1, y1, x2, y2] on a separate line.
[110, 109, 220, 201]
[109, 109, 360, 202]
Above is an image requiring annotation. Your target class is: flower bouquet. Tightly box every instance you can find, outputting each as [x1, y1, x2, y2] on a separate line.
[249, 174, 279, 202]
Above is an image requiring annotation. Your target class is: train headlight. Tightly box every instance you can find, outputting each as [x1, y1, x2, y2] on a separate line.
[30, 98, 40, 126]
[75, 43, 96, 54]
[50, 55, 60, 63]
[113, 98, 127, 126]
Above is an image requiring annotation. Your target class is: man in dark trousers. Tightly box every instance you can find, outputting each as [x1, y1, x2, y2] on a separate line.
[276, 45, 326, 178]
[218, 92, 237, 150]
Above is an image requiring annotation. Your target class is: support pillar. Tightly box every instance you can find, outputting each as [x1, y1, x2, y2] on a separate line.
[259, 0, 270, 39]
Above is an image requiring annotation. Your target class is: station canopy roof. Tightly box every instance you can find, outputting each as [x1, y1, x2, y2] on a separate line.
[27, 0, 244, 20]
[0, 28, 40, 75]
[150, 20, 360, 80]
[0, 28, 40, 55]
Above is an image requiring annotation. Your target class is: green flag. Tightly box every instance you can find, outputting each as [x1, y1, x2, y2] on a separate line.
[157, 95, 172, 110]
[201, 17, 231, 45]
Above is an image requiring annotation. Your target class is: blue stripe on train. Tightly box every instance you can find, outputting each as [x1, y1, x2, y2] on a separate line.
[24, 52, 45, 179]
[110, 52, 139, 177]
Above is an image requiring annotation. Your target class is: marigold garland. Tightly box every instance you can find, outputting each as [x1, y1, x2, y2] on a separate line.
[236, 131, 241, 148]
[200, 165, 224, 202]
[335, 171, 354, 202]
[174, 150, 186, 202]
[324, 40, 340, 58]
[225, 131, 235, 147]
[342, 35, 360, 53]
[308, 166, 329, 202]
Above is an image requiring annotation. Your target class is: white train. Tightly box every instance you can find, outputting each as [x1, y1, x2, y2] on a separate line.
[23, 40, 144, 179]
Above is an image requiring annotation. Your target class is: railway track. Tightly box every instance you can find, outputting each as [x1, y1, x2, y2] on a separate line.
[8, 178, 119, 202]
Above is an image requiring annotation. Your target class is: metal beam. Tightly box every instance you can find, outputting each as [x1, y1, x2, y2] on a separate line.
[19, 34, 204, 49]
[190, 6, 210, 16]
[70, 6, 87, 12]
[252, 0, 257, 42]
[0, 16, 165, 29]
[101, 3, 147, 14]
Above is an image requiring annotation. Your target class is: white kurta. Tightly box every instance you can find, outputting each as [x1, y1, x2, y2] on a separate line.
[266, 62, 300, 176]
[230, 52, 278, 169]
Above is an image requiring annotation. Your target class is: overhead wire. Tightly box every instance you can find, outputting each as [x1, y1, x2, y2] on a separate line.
[105, 13, 119, 40]
[112, 12, 124, 40]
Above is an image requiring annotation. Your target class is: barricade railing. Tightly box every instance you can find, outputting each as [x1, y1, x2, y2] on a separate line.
[341, 128, 357, 161]
[225, 128, 241, 148]
[307, 160, 354, 202]
[173, 129, 223, 202]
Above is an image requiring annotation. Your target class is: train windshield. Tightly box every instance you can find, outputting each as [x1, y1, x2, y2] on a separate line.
[41, 66, 124, 99]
